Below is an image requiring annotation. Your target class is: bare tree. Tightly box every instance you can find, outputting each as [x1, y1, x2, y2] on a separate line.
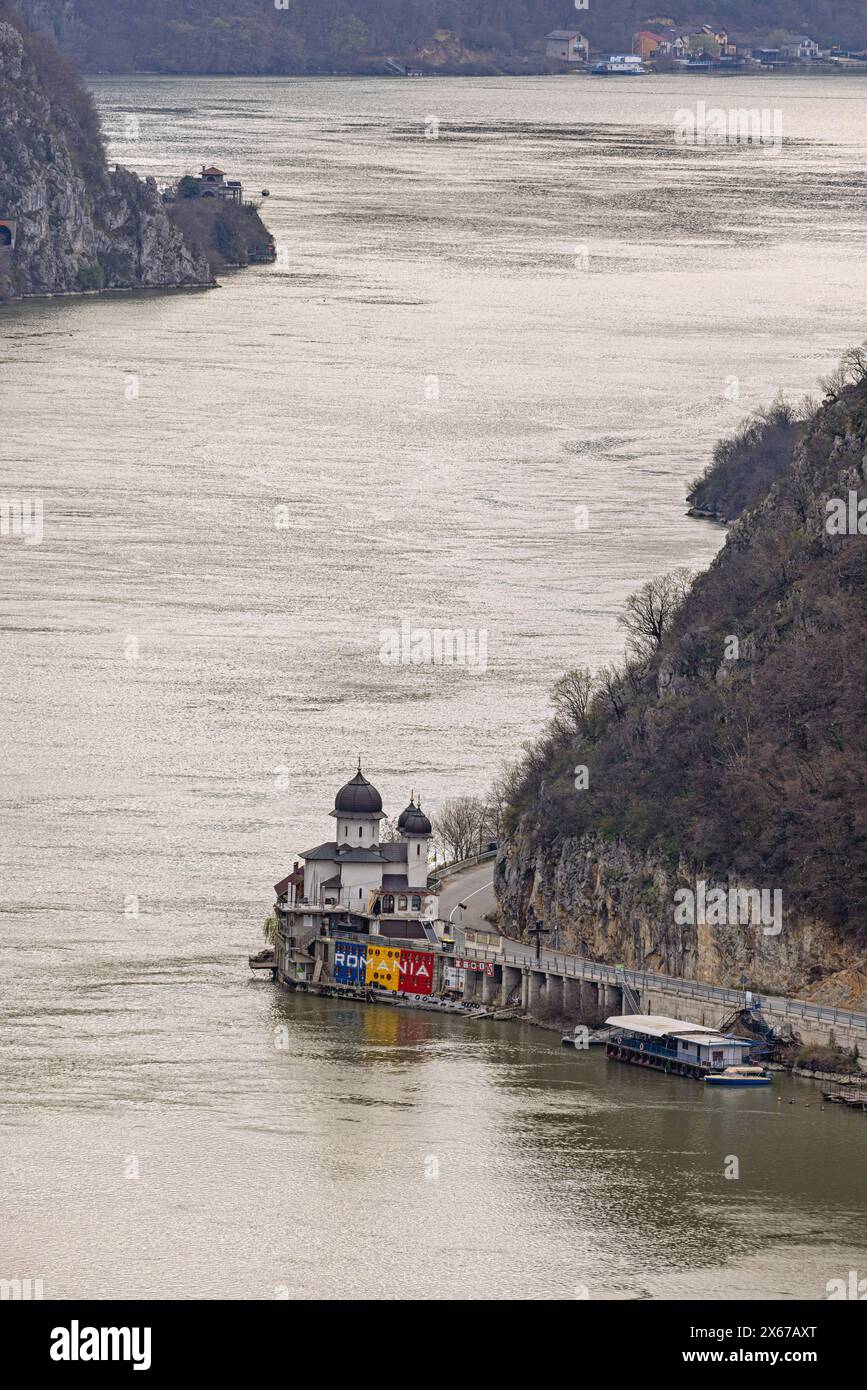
[841, 341, 867, 385]
[821, 340, 867, 399]
[481, 764, 514, 844]
[380, 817, 402, 843]
[597, 663, 629, 723]
[619, 568, 693, 661]
[550, 665, 595, 738]
[433, 796, 486, 863]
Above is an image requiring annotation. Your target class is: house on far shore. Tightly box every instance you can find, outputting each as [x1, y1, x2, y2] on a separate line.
[633, 24, 738, 63]
[633, 30, 665, 62]
[545, 30, 590, 63]
[753, 47, 782, 67]
[779, 34, 820, 60]
[194, 165, 243, 204]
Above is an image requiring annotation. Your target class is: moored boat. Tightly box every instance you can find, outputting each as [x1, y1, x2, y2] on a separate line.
[593, 55, 648, 75]
[705, 1065, 772, 1087]
[604, 1013, 756, 1079]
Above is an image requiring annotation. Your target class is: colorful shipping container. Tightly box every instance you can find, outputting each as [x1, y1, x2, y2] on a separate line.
[366, 942, 401, 990]
[333, 940, 435, 995]
[333, 941, 367, 985]
[397, 949, 434, 995]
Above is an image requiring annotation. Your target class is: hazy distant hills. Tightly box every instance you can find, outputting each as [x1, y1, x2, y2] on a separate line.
[11, 0, 867, 74]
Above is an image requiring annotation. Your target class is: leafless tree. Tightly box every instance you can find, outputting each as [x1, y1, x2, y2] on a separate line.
[597, 663, 629, 723]
[433, 796, 486, 862]
[380, 817, 402, 843]
[550, 665, 595, 738]
[841, 342, 867, 384]
[620, 568, 693, 661]
[821, 341, 867, 399]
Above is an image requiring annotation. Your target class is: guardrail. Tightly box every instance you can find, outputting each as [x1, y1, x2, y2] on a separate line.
[458, 937, 867, 1033]
[428, 849, 496, 884]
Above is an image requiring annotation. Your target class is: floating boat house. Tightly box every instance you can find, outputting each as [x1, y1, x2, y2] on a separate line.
[605, 1014, 754, 1078]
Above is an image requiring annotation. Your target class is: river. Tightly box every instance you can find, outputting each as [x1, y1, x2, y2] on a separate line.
[1, 73, 865, 1299]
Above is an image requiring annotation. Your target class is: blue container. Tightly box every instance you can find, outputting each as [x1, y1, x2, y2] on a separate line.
[333, 940, 367, 985]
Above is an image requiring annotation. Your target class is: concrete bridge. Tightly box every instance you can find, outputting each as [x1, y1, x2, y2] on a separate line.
[438, 866, 867, 1057]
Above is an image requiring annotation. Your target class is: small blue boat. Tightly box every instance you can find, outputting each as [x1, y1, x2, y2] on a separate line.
[705, 1065, 772, 1087]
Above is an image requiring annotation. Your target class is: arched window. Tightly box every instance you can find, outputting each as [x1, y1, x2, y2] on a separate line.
[358, 826, 363, 838]
[416, 844, 421, 855]
[398, 896, 407, 911]
[382, 895, 394, 913]
[411, 895, 421, 910]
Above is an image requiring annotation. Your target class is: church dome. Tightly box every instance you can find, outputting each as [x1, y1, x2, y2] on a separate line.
[400, 802, 432, 836]
[334, 767, 383, 815]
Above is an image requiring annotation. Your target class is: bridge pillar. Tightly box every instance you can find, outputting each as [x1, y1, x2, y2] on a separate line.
[521, 970, 530, 1010]
[546, 973, 564, 1016]
[501, 964, 522, 1007]
[601, 984, 622, 1016]
[481, 969, 498, 1006]
[462, 968, 478, 1002]
[528, 970, 543, 1011]
[578, 980, 598, 1019]
[563, 976, 581, 1017]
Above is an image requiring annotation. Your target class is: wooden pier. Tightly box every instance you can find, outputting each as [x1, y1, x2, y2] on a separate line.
[821, 1080, 867, 1111]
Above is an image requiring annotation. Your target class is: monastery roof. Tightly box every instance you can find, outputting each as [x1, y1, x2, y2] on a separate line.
[333, 768, 383, 816]
[381, 875, 411, 892]
[299, 841, 340, 861]
[337, 845, 385, 863]
[380, 842, 408, 861]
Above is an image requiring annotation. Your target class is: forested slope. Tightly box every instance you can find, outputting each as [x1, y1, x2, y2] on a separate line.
[12, 1, 867, 74]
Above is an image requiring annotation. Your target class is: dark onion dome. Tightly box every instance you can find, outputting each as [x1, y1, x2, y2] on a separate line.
[401, 803, 432, 837]
[396, 793, 416, 831]
[334, 767, 383, 816]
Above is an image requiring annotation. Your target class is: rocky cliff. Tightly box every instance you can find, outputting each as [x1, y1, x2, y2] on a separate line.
[496, 833, 867, 1009]
[0, 5, 213, 300]
[497, 361, 867, 1011]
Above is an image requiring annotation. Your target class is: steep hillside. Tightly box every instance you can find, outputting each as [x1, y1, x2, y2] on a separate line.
[497, 356, 867, 1008]
[11, 0, 867, 75]
[687, 399, 804, 524]
[0, 3, 213, 299]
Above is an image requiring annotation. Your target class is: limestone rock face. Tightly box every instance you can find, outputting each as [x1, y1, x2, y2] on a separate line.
[0, 9, 213, 299]
[496, 829, 867, 1010]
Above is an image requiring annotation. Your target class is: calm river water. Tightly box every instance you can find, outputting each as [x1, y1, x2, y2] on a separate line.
[1, 74, 865, 1299]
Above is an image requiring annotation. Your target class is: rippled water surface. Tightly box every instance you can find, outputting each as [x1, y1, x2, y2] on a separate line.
[1, 75, 866, 1298]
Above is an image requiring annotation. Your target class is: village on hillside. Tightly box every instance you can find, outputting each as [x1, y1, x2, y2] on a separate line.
[543, 18, 867, 72]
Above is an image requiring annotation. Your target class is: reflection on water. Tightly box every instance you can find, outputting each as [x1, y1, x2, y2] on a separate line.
[1, 74, 866, 1299]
